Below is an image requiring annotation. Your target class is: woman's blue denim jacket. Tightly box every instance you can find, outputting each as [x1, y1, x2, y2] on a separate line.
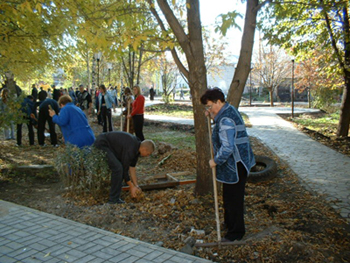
[98, 91, 114, 110]
[212, 103, 255, 184]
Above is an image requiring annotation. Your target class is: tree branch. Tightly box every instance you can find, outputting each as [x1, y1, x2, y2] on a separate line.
[146, 0, 189, 79]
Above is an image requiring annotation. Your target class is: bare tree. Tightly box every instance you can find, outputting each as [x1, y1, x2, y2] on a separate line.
[254, 45, 291, 106]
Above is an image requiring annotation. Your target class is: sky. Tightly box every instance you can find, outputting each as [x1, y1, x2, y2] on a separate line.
[199, 0, 253, 59]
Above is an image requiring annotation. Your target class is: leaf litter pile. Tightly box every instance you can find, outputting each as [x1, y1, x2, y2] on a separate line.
[0, 115, 349, 263]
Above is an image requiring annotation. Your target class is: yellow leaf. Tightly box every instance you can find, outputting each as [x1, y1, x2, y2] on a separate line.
[44, 252, 51, 257]
[172, 0, 176, 5]
[186, 3, 190, 9]
[25, 1, 32, 13]
[132, 41, 138, 51]
[35, 3, 42, 13]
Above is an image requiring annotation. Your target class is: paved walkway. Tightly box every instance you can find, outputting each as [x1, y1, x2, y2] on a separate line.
[145, 105, 350, 223]
[0, 200, 212, 263]
[241, 107, 350, 222]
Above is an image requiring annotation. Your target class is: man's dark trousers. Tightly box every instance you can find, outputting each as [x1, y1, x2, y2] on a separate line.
[94, 141, 123, 202]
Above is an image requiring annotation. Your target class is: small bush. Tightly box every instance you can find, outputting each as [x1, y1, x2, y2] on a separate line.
[54, 145, 110, 198]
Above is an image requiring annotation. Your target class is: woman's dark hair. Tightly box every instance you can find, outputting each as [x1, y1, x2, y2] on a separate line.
[99, 84, 107, 92]
[124, 87, 132, 95]
[200, 87, 225, 105]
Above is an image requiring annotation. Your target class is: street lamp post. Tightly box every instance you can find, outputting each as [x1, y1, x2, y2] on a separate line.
[94, 52, 102, 87]
[107, 63, 113, 86]
[291, 59, 295, 118]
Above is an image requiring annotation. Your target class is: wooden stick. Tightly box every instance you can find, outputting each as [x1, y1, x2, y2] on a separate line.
[207, 115, 222, 247]
[126, 99, 130, 133]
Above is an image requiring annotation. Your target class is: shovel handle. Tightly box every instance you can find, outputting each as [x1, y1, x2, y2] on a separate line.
[207, 115, 222, 245]
[126, 99, 130, 133]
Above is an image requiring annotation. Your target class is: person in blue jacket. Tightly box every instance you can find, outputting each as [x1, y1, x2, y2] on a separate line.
[97, 84, 116, 132]
[200, 87, 255, 243]
[49, 94, 95, 148]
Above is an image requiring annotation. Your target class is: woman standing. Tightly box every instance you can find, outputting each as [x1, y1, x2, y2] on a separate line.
[200, 87, 255, 242]
[97, 84, 116, 132]
[122, 87, 134, 134]
[128, 85, 145, 141]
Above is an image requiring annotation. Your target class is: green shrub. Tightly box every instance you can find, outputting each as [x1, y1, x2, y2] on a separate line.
[54, 145, 110, 198]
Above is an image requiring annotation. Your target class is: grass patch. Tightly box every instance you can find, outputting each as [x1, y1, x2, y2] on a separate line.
[145, 103, 194, 119]
[292, 112, 339, 137]
[147, 130, 195, 150]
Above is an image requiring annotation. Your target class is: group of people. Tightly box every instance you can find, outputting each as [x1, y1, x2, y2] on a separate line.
[2, 82, 255, 243]
[46, 84, 150, 205]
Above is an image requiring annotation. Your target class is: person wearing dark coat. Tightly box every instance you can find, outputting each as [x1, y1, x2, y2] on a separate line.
[37, 92, 60, 146]
[52, 85, 61, 101]
[93, 131, 155, 204]
[16, 96, 37, 146]
[31, 84, 38, 102]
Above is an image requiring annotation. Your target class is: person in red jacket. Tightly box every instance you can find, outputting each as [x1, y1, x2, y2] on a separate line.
[127, 85, 145, 141]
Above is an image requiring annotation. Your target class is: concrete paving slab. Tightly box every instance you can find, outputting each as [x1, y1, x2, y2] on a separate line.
[0, 200, 212, 263]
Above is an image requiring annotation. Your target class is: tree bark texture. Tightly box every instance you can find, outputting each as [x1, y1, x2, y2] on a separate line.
[227, 0, 259, 108]
[155, 0, 213, 195]
[336, 6, 350, 137]
[337, 71, 350, 137]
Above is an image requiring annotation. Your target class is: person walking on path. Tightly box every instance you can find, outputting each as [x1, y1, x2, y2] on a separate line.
[200, 87, 255, 242]
[93, 131, 155, 204]
[128, 85, 145, 141]
[97, 84, 116, 132]
[49, 95, 95, 148]
[37, 93, 60, 146]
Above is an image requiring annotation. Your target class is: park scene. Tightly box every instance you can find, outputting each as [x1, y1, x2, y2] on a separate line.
[1, 0, 350, 263]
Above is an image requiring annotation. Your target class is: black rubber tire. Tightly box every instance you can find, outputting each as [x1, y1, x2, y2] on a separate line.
[248, 155, 277, 183]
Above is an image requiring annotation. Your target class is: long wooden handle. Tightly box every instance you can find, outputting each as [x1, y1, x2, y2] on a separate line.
[207, 115, 222, 245]
[126, 100, 130, 133]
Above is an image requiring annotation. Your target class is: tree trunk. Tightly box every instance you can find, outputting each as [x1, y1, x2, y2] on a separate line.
[270, 89, 274, 106]
[188, 61, 212, 196]
[137, 47, 143, 85]
[226, 0, 259, 108]
[154, 0, 213, 195]
[4, 72, 15, 95]
[337, 74, 350, 137]
[336, 6, 350, 137]
[186, 0, 212, 195]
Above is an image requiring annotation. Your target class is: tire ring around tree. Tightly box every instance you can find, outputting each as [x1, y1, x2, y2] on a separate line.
[248, 155, 278, 183]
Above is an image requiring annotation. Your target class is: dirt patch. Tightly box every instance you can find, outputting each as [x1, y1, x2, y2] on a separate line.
[1, 114, 349, 263]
